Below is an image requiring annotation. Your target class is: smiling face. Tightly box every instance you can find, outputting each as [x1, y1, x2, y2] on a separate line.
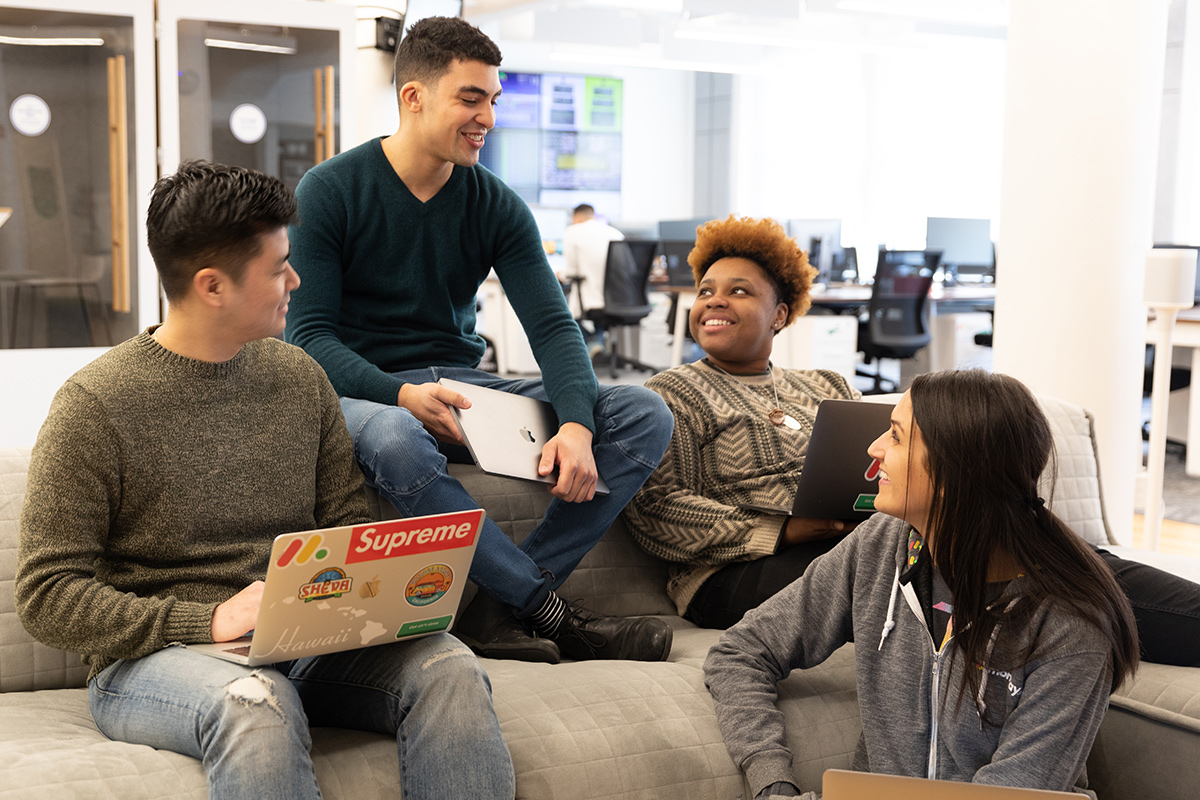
[407, 58, 501, 169]
[689, 256, 788, 374]
[867, 392, 935, 535]
[223, 227, 299, 342]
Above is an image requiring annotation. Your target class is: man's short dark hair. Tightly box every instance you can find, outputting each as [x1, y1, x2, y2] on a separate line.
[147, 160, 297, 302]
[393, 16, 502, 93]
[573, 204, 595, 217]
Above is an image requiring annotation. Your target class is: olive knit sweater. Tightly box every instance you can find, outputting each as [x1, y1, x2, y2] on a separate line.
[16, 330, 370, 679]
[623, 360, 858, 614]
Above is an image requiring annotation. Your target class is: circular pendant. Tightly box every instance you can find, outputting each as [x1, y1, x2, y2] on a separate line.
[769, 409, 785, 426]
[782, 414, 802, 430]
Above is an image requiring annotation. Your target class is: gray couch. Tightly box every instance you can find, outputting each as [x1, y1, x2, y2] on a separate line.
[2, 394, 1199, 799]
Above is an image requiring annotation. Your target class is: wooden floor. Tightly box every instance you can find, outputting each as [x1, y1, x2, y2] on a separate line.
[1130, 516, 1200, 558]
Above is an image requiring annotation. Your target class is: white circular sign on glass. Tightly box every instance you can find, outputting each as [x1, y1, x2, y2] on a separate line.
[229, 103, 267, 144]
[9, 94, 52, 137]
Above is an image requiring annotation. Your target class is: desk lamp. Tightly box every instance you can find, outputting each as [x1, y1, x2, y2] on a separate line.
[1142, 247, 1198, 550]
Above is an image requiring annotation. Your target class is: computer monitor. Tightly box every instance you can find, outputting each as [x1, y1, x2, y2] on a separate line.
[1152, 244, 1200, 304]
[787, 219, 843, 283]
[660, 240, 696, 287]
[925, 217, 995, 282]
[877, 248, 941, 279]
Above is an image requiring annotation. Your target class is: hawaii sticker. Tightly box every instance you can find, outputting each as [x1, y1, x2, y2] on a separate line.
[298, 567, 353, 602]
[405, 565, 453, 607]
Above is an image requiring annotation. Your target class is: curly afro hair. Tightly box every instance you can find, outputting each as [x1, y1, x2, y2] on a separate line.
[687, 215, 815, 329]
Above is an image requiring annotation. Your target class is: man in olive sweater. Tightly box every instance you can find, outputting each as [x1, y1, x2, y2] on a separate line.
[16, 162, 514, 799]
[286, 17, 674, 664]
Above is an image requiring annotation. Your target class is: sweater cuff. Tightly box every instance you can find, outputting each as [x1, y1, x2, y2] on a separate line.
[743, 750, 797, 799]
[748, 516, 789, 558]
[164, 601, 223, 644]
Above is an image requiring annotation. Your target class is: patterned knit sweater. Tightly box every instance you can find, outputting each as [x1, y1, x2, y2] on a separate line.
[622, 360, 858, 614]
[16, 330, 370, 679]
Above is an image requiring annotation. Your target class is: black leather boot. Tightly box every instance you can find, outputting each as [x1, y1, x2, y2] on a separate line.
[454, 592, 561, 664]
[551, 603, 673, 661]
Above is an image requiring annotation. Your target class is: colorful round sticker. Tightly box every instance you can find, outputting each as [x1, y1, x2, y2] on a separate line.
[405, 565, 453, 606]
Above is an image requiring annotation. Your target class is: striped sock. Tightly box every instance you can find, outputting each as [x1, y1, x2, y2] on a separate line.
[529, 591, 568, 639]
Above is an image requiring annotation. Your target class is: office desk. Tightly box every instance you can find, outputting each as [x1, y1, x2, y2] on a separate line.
[1147, 307, 1200, 477]
[807, 282, 996, 312]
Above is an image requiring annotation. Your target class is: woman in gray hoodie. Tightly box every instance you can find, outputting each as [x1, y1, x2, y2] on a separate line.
[704, 370, 1139, 800]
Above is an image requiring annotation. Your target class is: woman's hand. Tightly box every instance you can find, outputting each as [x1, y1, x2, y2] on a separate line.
[782, 517, 855, 546]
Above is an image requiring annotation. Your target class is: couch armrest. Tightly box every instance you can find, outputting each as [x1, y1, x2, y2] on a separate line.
[0, 448, 89, 693]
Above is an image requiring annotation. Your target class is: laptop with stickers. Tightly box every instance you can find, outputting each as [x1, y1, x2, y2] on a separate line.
[186, 509, 483, 666]
[438, 378, 610, 495]
[822, 769, 1081, 798]
[740, 399, 894, 521]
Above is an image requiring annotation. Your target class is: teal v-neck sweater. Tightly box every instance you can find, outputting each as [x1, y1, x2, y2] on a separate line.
[286, 138, 598, 430]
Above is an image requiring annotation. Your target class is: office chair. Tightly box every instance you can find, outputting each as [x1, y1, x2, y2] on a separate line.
[585, 240, 659, 379]
[10, 255, 113, 348]
[855, 249, 938, 394]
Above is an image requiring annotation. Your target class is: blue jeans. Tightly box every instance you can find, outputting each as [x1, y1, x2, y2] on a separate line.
[89, 635, 514, 800]
[340, 367, 673, 612]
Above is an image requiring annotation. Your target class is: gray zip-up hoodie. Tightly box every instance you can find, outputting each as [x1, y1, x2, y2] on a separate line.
[704, 513, 1113, 799]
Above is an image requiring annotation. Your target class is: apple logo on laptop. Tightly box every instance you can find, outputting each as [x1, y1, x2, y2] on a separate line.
[519, 426, 536, 443]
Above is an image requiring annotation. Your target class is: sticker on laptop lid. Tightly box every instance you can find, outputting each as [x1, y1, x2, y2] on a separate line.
[396, 615, 453, 638]
[405, 565, 454, 607]
[854, 494, 877, 512]
[299, 567, 353, 602]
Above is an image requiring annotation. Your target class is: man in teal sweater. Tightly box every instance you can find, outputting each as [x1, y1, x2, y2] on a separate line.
[286, 17, 674, 664]
[18, 162, 514, 799]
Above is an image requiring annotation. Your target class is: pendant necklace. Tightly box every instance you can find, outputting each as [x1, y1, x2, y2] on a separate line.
[705, 359, 802, 430]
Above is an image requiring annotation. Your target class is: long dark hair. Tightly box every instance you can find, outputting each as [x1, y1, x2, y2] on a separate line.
[908, 370, 1138, 717]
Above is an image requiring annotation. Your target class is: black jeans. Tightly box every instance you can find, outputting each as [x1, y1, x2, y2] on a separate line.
[1095, 548, 1200, 667]
[685, 537, 843, 631]
[687, 540, 1200, 668]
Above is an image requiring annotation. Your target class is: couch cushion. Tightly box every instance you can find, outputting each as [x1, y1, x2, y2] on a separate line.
[0, 687, 403, 799]
[0, 447, 89, 692]
[1036, 395, 1113, 547]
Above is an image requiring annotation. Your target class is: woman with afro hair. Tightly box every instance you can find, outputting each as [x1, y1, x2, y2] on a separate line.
[622, 216, 861, 628]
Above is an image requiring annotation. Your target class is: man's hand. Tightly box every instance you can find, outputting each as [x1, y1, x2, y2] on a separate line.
[782, 517, 856, 546]
[538, 421, 597, 503]
[397, 382, 470, 444]
[211, 581, 265, 642]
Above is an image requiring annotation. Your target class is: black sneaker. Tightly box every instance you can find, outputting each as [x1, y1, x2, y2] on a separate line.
[551, 603, 673, 661]
[454, 592, 561, 664]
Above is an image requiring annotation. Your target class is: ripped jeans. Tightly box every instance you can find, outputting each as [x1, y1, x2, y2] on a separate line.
[89, 634, 514, 800]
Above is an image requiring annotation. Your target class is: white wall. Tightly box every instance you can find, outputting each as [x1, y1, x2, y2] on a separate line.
[730, 38, 1007, 275]
[352, 36, 696, 223]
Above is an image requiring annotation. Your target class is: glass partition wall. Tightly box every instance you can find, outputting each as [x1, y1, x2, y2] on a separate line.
[158, 0, 356, 190]
[0, 0, 155, 351]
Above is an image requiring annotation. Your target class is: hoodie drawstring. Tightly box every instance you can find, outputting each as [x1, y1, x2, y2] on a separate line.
[878, 565, 901, 650]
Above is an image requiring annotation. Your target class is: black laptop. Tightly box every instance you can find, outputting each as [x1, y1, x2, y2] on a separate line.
[741, 399, 894, 521]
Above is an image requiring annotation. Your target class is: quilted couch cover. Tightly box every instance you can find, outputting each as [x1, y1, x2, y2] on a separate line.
[2, 394, 1200, 799]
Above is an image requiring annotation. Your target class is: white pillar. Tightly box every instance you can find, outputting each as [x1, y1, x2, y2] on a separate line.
[993, 0, 1170, 542]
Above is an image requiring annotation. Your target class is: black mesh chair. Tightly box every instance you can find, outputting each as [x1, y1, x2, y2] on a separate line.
[585, 240, 658, 379]
[856, 249, 939, 394]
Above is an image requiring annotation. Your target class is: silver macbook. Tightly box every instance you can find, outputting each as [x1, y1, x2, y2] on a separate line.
[741, 399, 894, 521]
[823, 769, 1080, 799]
[186, 509, 483, 666]
[438, 378, 610, 495]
